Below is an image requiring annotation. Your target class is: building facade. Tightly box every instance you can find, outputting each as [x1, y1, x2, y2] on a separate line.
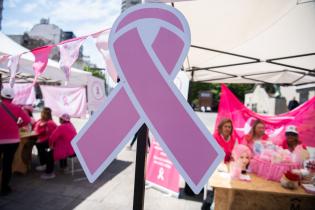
[8, 18, 84, 66]
[121, 0, 142, 12]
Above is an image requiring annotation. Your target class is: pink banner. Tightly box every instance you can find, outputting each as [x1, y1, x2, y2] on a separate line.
[41, 85, 87, 118]
[146, 138, 180, 195]
[216, 84, 315, 147]
[93, 30, 118, 82]
[3, 83, 36, 105]
[32, 46, 53, 83]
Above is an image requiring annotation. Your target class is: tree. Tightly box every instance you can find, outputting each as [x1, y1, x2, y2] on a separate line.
[188, 82, 254, 110]
[83, 66, 106, 80]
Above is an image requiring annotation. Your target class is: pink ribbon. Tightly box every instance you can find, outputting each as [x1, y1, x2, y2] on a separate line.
[72, 4, 223, 193]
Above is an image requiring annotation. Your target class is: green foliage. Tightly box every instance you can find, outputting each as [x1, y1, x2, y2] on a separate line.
[188, 82, 254, 109]
[84, 66, 106, 80]
[226, 84, 255, 102]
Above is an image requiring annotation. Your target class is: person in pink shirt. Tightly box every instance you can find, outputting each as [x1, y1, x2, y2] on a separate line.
[214, 118, 236, 162]
[241, 119, 269, 153]
[41, 113, 77, 179]
[0, 87, 31, 196]
[33, 107, 57, 172]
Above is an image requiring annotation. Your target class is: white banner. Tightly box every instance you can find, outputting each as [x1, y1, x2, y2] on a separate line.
[87, 76, 106, 114]
[41, 85, 87, 118]
[3, 83, 36, 105]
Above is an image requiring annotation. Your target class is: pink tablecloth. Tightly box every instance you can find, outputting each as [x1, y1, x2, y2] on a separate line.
[250, 157, 301, 181]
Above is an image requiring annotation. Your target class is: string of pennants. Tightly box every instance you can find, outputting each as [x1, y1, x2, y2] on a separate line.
[0, 28, 118, 87]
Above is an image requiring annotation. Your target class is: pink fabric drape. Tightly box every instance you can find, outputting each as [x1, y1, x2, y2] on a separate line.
[216, 84, 315, 147]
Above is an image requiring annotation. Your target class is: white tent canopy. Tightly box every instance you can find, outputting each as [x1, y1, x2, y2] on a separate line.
[176, 0, 315, 84]
[0, 32, 91, 86]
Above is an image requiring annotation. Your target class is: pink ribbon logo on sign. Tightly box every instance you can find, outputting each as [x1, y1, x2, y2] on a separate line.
[71, 4, 224, 193]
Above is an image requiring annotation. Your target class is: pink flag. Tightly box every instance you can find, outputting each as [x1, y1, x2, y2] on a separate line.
[58, 38, 86, 81]
[32, 46, 53, 83]
[7, 55, 20, 87]
[93, 30, 118, 82]
[216, 84, 315, 147]
[41, 85, 87, 118]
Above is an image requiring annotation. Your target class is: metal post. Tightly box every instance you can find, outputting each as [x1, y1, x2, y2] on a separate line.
[133, 123, 148, 210]
[0, 73, 2, 91]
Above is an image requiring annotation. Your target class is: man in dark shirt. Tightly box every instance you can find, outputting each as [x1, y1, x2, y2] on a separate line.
[288, 97, 300, 111]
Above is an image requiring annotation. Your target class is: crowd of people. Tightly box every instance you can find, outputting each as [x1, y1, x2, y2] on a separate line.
[0, 87, 77, 196]
[214, 117, 309, 167]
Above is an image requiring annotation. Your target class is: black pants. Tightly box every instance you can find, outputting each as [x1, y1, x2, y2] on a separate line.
[36, 141, 49, 166]
[46, 150, 68, 174]
[0, 143, 19, 193]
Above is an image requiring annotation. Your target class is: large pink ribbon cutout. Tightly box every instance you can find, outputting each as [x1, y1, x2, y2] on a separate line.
[72, 4, 224, 193]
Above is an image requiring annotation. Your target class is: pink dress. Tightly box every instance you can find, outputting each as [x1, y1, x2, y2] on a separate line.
[214, 132, 236, 162]
[49, 122, 77, 161]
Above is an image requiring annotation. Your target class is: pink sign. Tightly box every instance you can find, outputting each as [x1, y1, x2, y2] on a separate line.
[72, 4, 224, 193]
[41, 85, 87, 118]
[146, 138, 180, 195]
[216, 84, 315, 147]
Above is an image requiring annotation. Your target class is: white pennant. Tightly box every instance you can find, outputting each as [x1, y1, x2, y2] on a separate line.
[93, 30, 118, 82]
[7, 55, 20, 87]
[58, 38, 85, 81]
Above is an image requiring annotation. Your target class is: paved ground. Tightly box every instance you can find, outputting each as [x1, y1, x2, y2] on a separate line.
[0, 112, 217, 210]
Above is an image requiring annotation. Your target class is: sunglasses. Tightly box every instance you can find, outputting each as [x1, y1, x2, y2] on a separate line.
[285, 132, 298, 137]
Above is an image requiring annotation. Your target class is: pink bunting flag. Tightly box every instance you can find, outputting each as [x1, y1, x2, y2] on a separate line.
[7, 55, 21, 87]
[93, 30, 118, 82]
[58, 38, 86, 81]
[32, 46, 53, 83]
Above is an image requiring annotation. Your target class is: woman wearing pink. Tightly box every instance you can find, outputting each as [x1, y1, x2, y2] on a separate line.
[214, 118, 236, 162]
[41, 114, 77, 179]
[34, 107, 57, 172]
[241, 119, 269, 152]
[0, 88, 31, 195]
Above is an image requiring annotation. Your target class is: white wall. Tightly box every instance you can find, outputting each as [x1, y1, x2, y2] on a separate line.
[245, 85, 275, 115]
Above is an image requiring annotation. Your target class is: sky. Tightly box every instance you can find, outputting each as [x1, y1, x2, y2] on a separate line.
[2, 0, 121, 67]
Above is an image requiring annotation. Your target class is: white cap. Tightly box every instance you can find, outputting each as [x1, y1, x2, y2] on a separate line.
[285, 125, 298, 134]
[1, 87, 15, 99]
